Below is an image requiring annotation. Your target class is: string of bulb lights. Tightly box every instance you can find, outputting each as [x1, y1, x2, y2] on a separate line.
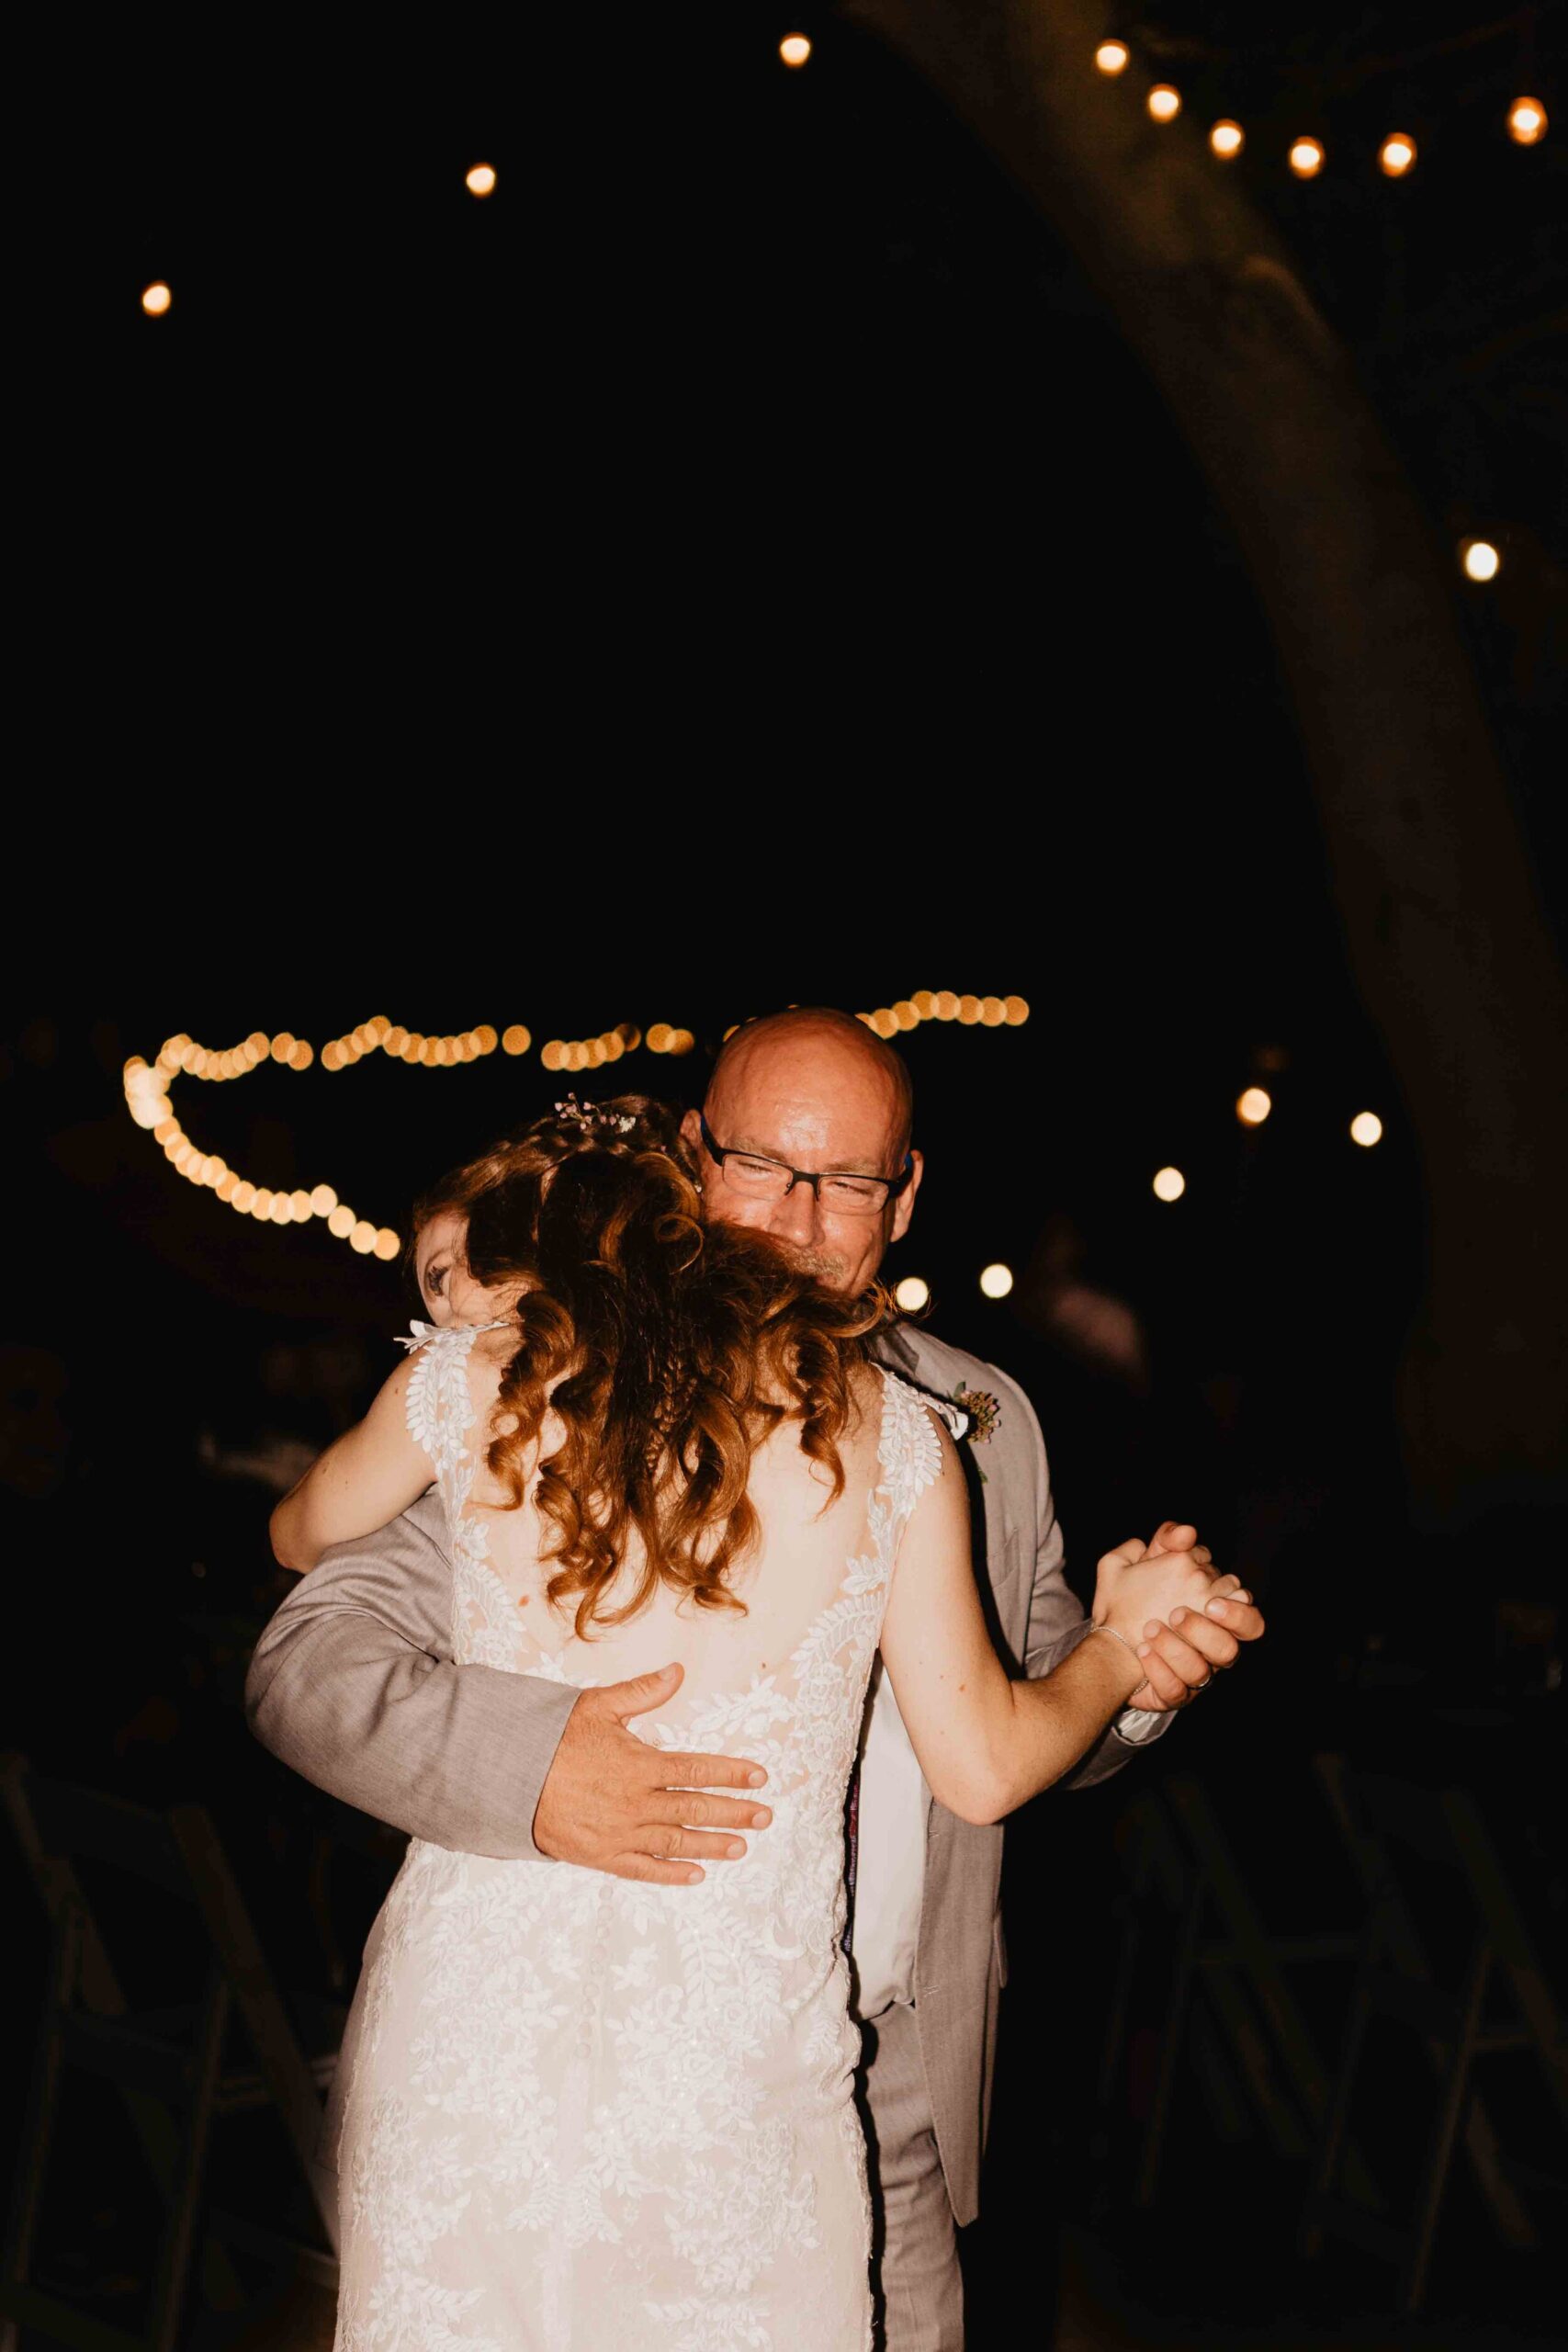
[120, 997, 1036, 1257]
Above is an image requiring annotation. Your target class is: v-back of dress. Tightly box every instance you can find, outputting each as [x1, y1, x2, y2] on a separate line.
[331, 1322, 949, 2352]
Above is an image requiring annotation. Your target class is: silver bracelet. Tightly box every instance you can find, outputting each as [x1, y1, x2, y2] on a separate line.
[1087, 1621, 1142, 1661]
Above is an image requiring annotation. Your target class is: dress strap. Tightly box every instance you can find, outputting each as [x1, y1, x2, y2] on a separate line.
[400, 1322, 500, 1511]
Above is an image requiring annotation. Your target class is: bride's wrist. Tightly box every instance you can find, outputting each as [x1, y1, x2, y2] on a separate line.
[1086, 1619, 1145, 1701]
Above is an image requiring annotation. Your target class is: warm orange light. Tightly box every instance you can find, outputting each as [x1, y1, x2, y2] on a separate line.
[1210, 119, 1244, 158]
[779, 34, 811, 67]
[647, 1023, 673, 1054]
[310, 1184, 337, 1216]
[957, 995, 982, 1024]
[327, 1204, 355, 1238]
[1147, 85, 1181, 123]
[141, 282, 172, 317]
[1004, 995, 1030, 1025]
[934, 990, 959, 1021]
[894, 1275, 931, 1314]
[1461, 537, 1500, 582]
[466, 163, 496, 198]
[1095, 40, 1129, 76]
[1380, 133, 1416, 177]
[979, 1262, 1014, 1299]
[980, 996, 1006, 1027]
[1289, 137, 1325, 177]
[349, 1220, 377, 1255]
[1236, 1087, 1272, 1126]
[1152, 1167, 1186, 1203]
[1350, 1112, 1383, 1148]
[1507, 96, 1547, 145]
[373, 1228, 401, 1261]
[501, 1023, 531, 1056]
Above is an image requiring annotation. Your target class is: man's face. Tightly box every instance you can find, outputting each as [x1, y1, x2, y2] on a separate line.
[681, 1030, 922, 1296]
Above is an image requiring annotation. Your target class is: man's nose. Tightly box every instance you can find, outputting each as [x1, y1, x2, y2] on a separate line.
[771, 1179, 823, 1245]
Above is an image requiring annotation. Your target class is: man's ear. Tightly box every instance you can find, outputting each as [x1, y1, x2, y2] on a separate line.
[680, 1106, 704, 1161]
[889, 1148, 924, 1245]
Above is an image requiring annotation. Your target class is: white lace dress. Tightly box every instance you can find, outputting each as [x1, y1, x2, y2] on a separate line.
[331, 1324, 949, 2352]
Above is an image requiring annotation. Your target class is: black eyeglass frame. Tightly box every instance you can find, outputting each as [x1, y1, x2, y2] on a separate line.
[699, 1114, 914, 1213]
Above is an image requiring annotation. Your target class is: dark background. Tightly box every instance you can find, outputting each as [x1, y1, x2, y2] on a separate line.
[7, 3, 1565, 2343]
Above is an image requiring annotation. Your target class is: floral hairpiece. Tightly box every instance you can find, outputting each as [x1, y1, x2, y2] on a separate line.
[554, 1093, 637, 1136]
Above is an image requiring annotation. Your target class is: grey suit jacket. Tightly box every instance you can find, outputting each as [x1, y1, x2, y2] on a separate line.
[245, 1324, 1168, 2223]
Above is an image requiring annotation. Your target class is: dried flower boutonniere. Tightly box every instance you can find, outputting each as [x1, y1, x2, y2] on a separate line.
[952, 1385, 1001, 1481]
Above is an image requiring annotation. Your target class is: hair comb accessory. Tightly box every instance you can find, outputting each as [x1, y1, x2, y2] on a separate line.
[554, 1093, 637, 1136]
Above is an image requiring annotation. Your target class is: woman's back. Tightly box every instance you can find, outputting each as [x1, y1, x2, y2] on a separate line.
[332, 1317, 948, 2351]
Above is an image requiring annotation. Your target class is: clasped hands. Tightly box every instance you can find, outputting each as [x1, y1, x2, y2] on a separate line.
[1092, 1519, 1264, 1713]
[533, 1520, 1264, 1886]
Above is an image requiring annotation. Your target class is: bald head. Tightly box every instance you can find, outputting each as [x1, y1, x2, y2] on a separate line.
[687, 1008, 922, 1294]
[707, 1007, 914, 1163]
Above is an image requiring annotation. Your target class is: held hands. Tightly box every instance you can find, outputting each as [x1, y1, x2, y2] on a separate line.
[532, 1662, 772, 1886]
[1092, 1521, 1266, 1713]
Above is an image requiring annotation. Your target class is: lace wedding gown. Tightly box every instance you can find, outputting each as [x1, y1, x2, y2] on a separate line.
[331, 1323, 950, 2352]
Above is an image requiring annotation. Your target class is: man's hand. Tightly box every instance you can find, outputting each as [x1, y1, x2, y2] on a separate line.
[1122, 1521, 1266, 1712]
[532, 1662, 773, 1885]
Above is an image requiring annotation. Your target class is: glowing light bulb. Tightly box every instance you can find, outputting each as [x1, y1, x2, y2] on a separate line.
[1461, 537, 1500, 582]
[1153, 1167, 1186, 1203]
[981, 996, 1006, 1027]
[1004, 995, 1030, 1024]
[779, 34, 811, 67]
[893, 1001, 919, 1031]
[1350, 1112, 1383, 1148]
[466, 164, 496, 197]
[894, 1275, 930, 1314]
[327, 1204, 355, 1238]
[501, 1023, 532, 1056]
[669, 1029, 694, 1056]
[647, 1023, 672, 1054]
[141, 282, 172, 316]
[1507, 96, 1547, 145]
[1236, 1087, 1272, 1126]
[1095, 41, 1129, 76]
[1210, 119, 1244, 158]
[310, 1184, 337, 1216]
[373, 1228, 401, 1261]
[934, 991, 959, 1021]
[979, 1262, 1014, 1299]
[1380, 132, 1416, 176]
[1147, 85, 1180, 123]
[1290, 137, 1325, 177]
[350, 1220, 377, 1254]
[289, 1190, 312, 1221]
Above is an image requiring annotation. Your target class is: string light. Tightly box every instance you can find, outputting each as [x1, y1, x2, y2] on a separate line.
[1095, 40, 1129, 77]
[1147, 85, 1181, 124]
[1506, 96, 1547, 146]
[1152, 1167, 1186, 1203]
[1289, 137, 1325, 178]
[979, 1262, 1014, 1299]
[465, 164, 496, 197]
[1460, 537, 1500, 582]
[1236, 1087, 1272, 1126]
[1380, 132, 1416, 177]
[141, 283, 172, 316]
[779, 34, 811, 68]
[894, 1275, 930, 1313]
[1210, 120, 1245, 159]
[1349, 1112, 1383, 1148]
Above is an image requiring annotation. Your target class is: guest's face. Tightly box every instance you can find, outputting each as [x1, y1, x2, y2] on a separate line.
[413, 1210, 513, 1327]
[682, 1025, 921, 1296]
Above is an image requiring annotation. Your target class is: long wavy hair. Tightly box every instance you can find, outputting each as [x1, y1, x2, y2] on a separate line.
[446, 1096, 891, 1638]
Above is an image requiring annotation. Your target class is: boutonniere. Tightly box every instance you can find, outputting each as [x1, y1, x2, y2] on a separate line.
[951, 1385, 1001, 1481]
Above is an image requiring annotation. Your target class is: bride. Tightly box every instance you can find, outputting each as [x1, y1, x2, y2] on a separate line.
[269, 1096, 1228, 2349]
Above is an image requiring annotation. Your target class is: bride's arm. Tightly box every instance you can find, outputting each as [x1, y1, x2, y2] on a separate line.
[879, 1421, 1218, 1824]
[269, 1359, 433, 1574]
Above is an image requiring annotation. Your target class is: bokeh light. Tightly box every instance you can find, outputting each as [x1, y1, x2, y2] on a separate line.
[141, 282, 172, 316]
[1095, 40, 1129, 76]
[1147, 85, 1180, 123]
[1380, 133, 1416, 177]
[1461, 537, 1500, 582]
[1506, 96, 1547, 146]
[1152, 1167, 1186, 1203]
[1289, 138, 1325, 178]
[1236, 1087, 1272, 1126]
[779, 34, 811, 68]
[1210, 119, 1244, 159]
[894, 1275, 931, 1314]
[1350, 1112, 1383, 1148]
[465, 164, 496, 197]
[979, 1262, 1014, 1299]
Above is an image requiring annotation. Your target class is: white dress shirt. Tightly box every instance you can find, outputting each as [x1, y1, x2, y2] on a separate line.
[849, 1648, 1167, 2020]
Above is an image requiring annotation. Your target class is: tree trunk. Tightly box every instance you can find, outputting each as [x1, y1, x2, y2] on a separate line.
[844, 0, 1568, 1523]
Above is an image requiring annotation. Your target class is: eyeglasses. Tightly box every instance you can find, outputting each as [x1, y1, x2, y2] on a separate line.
[700, 1114, 913, 1217]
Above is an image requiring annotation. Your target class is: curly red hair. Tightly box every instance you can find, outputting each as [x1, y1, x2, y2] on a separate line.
[435, 1096, 891, 1638]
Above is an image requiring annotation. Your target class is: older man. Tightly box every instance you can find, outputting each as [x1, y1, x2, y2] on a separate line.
[248, 1008, 1263, 2350]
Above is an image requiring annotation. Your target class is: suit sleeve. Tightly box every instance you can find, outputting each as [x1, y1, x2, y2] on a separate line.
[245, 1487, 579, 1859]
[1017, 1384, 1173, 1792]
